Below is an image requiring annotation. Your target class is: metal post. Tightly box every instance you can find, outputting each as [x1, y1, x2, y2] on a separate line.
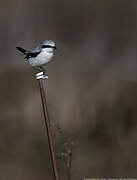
[37, 72, 59, 180]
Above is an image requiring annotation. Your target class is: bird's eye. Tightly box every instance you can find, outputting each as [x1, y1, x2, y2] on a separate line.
[42, 45, 52, 48]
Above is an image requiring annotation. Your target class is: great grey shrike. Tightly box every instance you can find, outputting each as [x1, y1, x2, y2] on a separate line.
[16, 40, 57, 72]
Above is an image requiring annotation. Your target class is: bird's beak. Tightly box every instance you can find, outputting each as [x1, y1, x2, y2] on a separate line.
[54, 46, 57, 49]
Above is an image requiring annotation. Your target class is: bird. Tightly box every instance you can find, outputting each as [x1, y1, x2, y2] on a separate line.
[16, 40, 57, 72]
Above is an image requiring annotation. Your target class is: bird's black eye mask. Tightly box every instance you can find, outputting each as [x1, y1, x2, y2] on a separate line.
[42, 45, 57, 49]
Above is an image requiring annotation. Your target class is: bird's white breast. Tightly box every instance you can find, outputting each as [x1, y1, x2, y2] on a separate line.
[28, 50, 53, 67]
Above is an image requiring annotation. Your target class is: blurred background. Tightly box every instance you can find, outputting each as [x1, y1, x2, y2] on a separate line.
[1, 0, 137, 179]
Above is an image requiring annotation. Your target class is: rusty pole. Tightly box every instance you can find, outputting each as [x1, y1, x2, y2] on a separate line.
[38, 78, 59, 180]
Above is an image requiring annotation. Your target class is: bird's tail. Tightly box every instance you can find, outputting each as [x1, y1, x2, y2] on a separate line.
[16, 47, 28, 54]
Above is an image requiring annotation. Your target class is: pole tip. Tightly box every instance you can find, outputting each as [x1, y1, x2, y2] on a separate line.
[36, 72, 48, 80]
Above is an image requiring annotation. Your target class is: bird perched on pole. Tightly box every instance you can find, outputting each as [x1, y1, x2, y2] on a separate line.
[16, 40, 57, 72]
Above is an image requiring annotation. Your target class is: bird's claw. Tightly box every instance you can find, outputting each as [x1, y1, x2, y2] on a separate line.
[36, 71, 48, 80]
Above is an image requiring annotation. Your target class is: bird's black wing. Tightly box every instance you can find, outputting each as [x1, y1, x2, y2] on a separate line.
[25, 52, 40, 59]
[25, 46, 41, 59]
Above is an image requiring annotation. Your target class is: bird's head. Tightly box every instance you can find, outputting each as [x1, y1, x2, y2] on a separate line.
[41, 40, 57, 53]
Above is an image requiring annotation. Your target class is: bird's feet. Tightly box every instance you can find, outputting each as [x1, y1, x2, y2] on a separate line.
[35, 67, 48, 80]
[36, 71, 48, 80]
[38, 66, 47, 73]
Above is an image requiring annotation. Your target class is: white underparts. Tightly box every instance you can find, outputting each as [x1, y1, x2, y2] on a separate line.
[28, 48, 53, 67]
